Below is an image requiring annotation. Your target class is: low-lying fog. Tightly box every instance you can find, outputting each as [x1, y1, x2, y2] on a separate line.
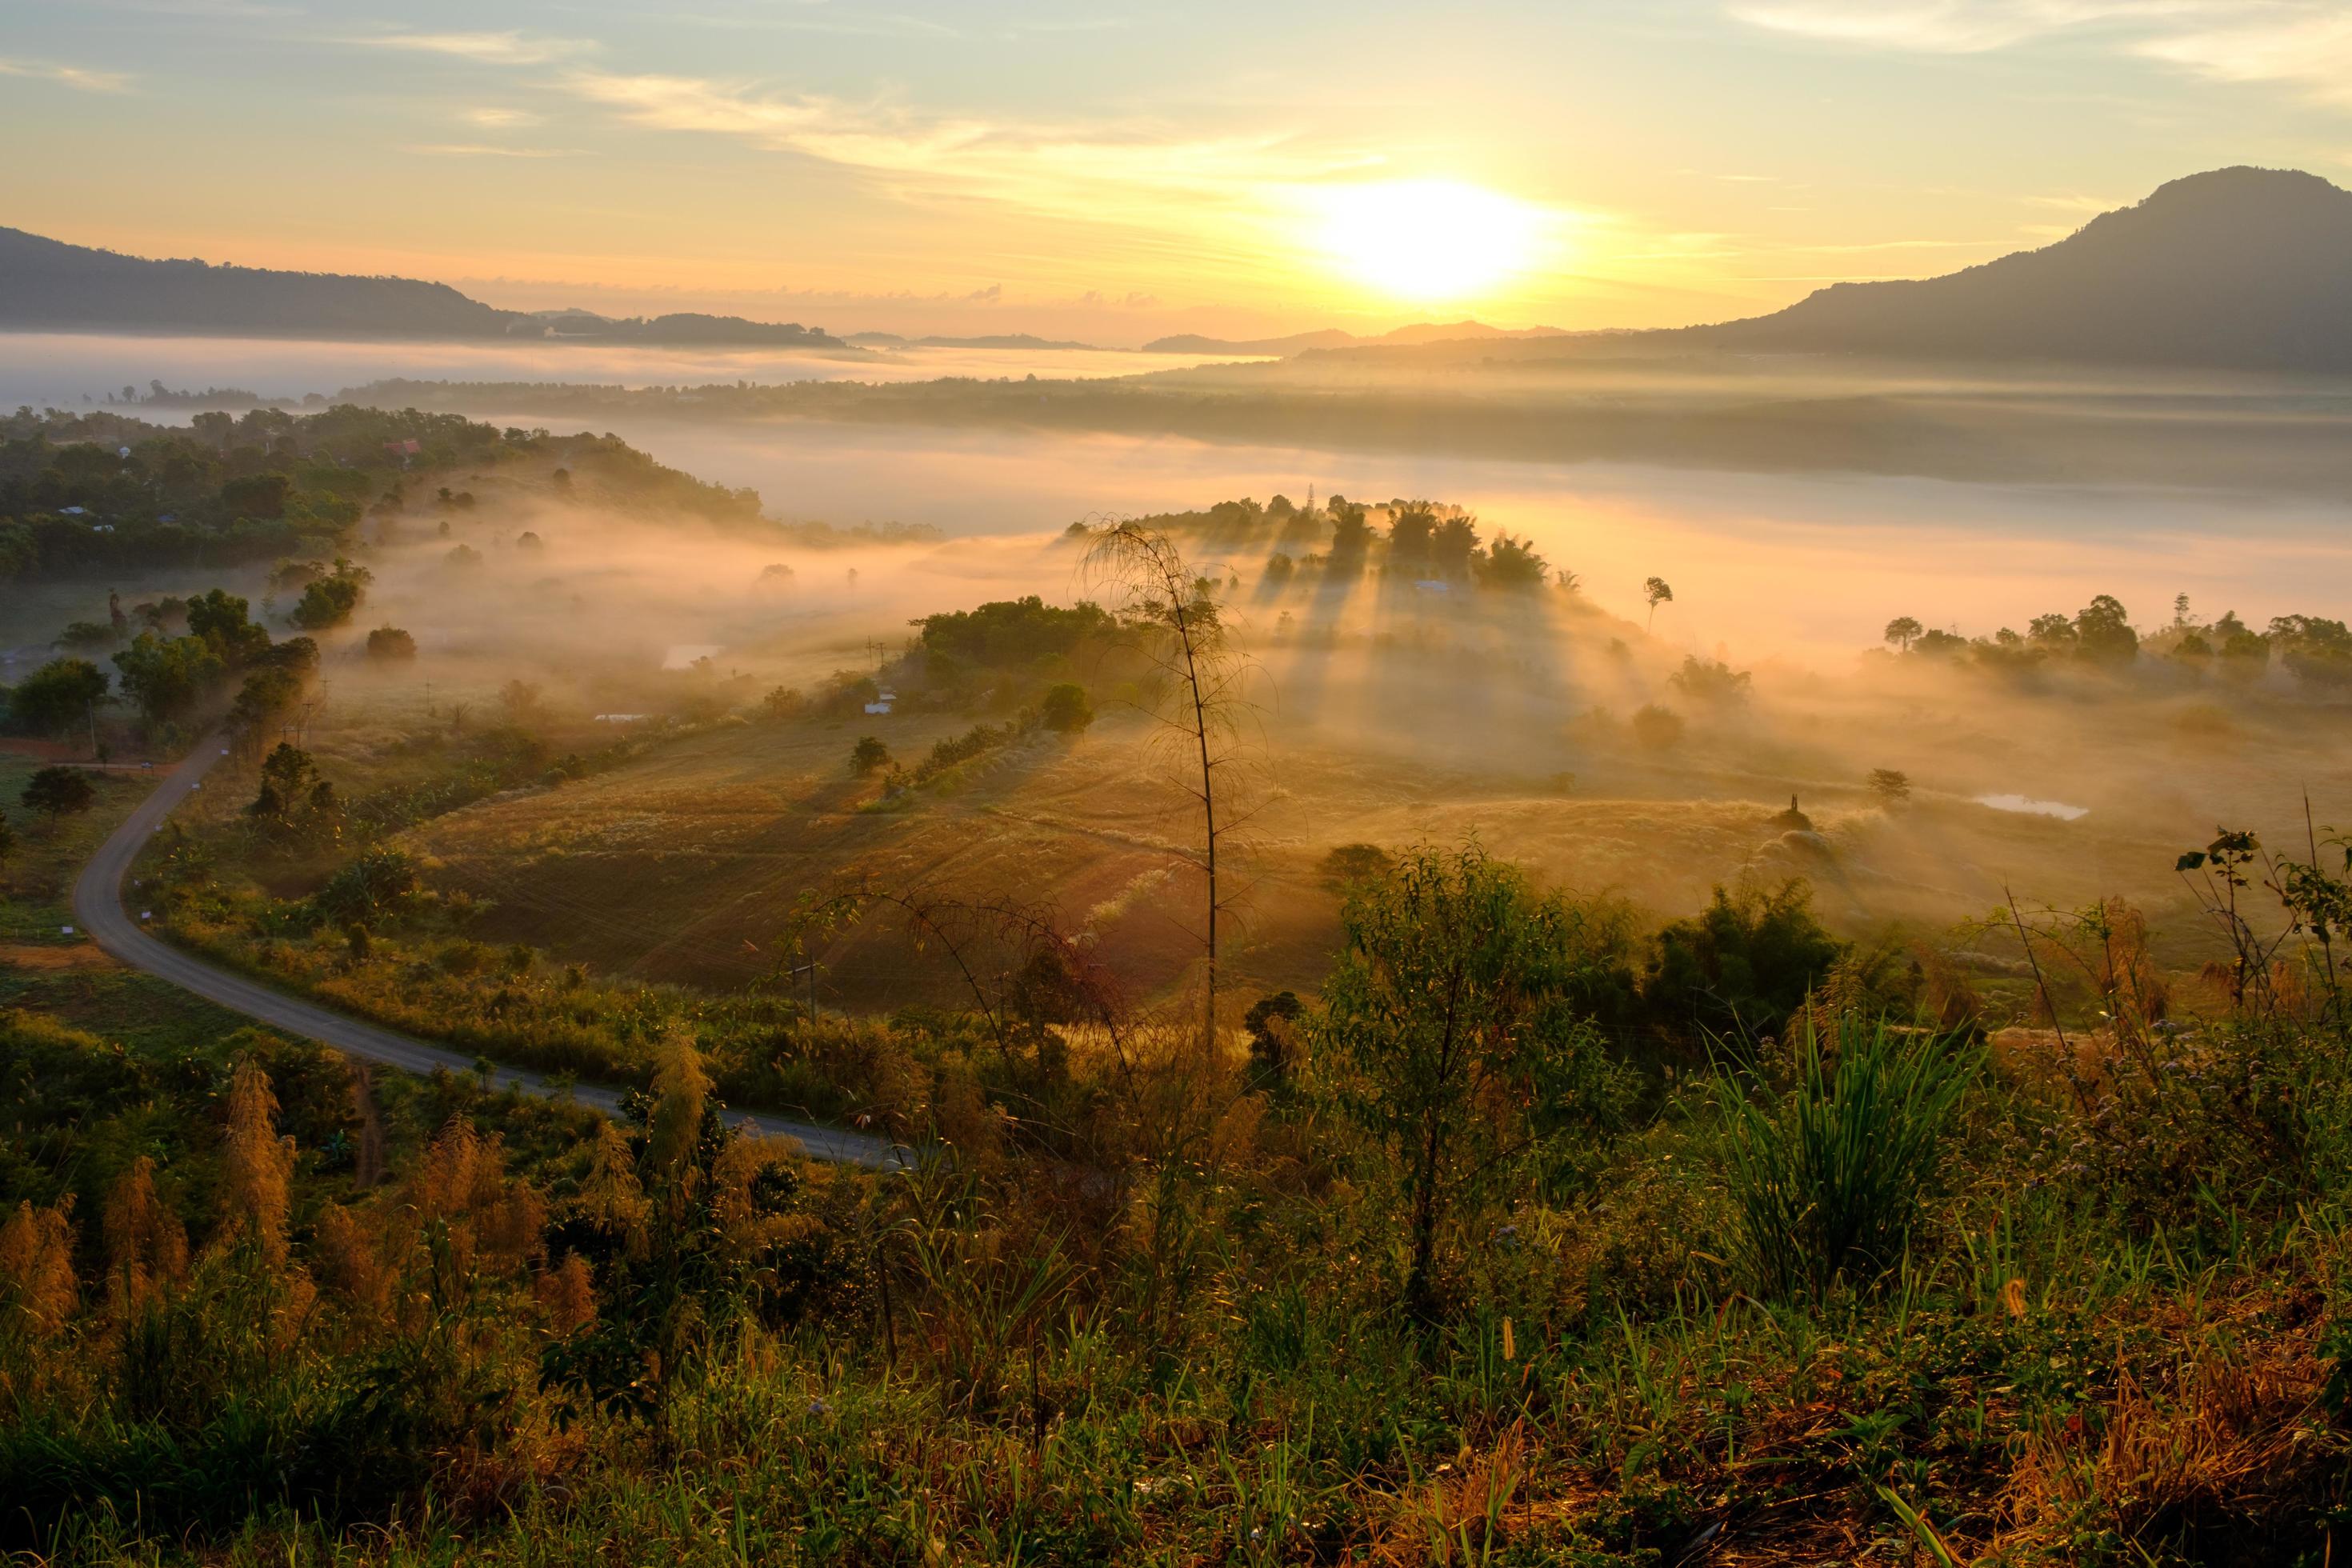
[468, 414, 2352, 670]
[0, 331, 1257, 410]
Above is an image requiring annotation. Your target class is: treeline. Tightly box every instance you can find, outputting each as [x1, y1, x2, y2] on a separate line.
[1106, 493, 1562, 590]
[1883, 594, 2352, 690]
[0, 404, 852, 585]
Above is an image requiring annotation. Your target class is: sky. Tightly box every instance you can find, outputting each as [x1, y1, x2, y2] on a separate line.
[7, 0, 2352, 344]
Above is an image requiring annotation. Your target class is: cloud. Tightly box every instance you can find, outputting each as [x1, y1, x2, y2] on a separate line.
[0, 56, 133, 93]
[463, 106, 542, 128]
[399, 142, 578, 158]
[1726, 2, 2215, 54]
[554, 67, 1377, 234]
[2132, 10, 2352, 104]
[357, 30, 591, 65]
[1728, 1, 2352, 108]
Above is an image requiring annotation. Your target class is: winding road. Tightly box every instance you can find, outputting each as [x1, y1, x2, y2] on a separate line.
[70, 738, 903, 1168]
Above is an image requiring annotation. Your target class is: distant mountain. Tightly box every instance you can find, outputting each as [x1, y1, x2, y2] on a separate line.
[1144, 320, 1566, 356]
[845, 331, 1104, 350]
[1651, 166, 2352, 372]
[0, 227, 851, 348]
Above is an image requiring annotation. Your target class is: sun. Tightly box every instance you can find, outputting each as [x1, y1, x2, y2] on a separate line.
[1305, 178, 1549, 303]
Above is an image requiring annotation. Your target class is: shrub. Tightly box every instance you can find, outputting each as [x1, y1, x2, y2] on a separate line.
[1630, 704, 1684, 750]
[850, 736, 891, 776]
[1714, 1014, 1978, 1297]
[1642, 881, 1844, 1046]
[1039, 682, 1094, 733]
[21, 766, 95, 819]
[366, 627, 418, 662]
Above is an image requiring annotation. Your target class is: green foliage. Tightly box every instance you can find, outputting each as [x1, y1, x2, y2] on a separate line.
[365, 625, 417, 662]
[1313, 844, 1634, 1315]
[287, 561, 368, 630]
[850, 735, 891, 776]
[310, 846, 419, 926]
[918, 594, 1114, 668]
[1038, 681, 1094, 733]
[1714, 1015, 1978, 1297]
[246, 743, 340, 840]
[19, 766, 94, 819]
[1642, 880, 1844, 1046]
[6, 658, 107, 736]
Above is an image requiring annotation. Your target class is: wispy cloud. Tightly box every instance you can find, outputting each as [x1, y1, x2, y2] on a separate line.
[355, 30, 591, 65]
[1729, 1, 2352, 109]
[462, 106, 542, 128]
[555, 67, 1378, 230]
[1726, 2, 2218, 54]
[0, 56, 133, 93]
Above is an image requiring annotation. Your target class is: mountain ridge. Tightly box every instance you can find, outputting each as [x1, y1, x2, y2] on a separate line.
[0, 226, 853, 350]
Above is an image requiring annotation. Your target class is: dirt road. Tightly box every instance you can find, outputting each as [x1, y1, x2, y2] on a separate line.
[69, 737, 903, 1168]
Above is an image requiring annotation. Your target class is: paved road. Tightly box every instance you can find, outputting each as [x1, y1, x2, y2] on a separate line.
[70, 738, 903, 1168]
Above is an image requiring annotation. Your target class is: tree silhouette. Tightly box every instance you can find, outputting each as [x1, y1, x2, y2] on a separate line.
[1644, 576, 1674, 631]
[1883, 616, 1922, 653]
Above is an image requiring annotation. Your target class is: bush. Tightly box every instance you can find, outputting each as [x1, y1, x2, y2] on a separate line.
[1630, 704, 1684, 750]
[1642, 881, 1843, 1046]
[21, 766, 94, 819]
[1713, 1014, 1978, 1297]
[366, 627, 417, 662]
[850, 736, 891, 775]
[1039, 682, 1094, 733]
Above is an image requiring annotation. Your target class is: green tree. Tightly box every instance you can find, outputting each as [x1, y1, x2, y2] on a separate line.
[111, 632, 226, 726]
[6, 658, 107, 737]
[365, 626, 418, 662]
[1641, 881, 1844, 1046]
[850, 735, 891, 775]
[22, 766, 95, 819]
[289, 567, 366, 630]
[1038, 682, 1094, 733]
[2074, 594, 2139, 665]
[1314, 845, 1632, 1318]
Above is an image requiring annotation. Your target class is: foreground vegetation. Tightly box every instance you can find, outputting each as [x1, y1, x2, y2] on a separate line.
[7, 816, 2352, 1564]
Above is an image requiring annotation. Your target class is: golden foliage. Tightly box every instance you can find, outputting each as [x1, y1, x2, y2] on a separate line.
[533, 1251, 597, 1334]
[577, 1120, 651, 1257]
[0, 1198, 78, 1337]
[647, 1030, 711, 1186]
[102, 1157, 188, 1314]
[312, 1202, 393, 1321]
[406, 1118, 546, 1278]
[215, 1058, 294, 1266]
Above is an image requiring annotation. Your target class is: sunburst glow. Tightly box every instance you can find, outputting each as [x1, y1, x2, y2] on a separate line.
[1306, 178, 1550, 302]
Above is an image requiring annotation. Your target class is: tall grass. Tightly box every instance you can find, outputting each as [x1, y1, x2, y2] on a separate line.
[1713, 1015, 1978, 1298]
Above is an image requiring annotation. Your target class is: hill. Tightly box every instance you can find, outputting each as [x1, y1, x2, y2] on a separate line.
[1435, 166, 2352, 374]
[0, 227, 851, 348]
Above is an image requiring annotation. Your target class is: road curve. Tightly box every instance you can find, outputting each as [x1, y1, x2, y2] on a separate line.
[70, 738, 903, 1168]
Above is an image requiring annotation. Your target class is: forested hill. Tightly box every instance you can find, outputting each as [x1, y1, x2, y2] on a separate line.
[0, 227, 852, 349]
